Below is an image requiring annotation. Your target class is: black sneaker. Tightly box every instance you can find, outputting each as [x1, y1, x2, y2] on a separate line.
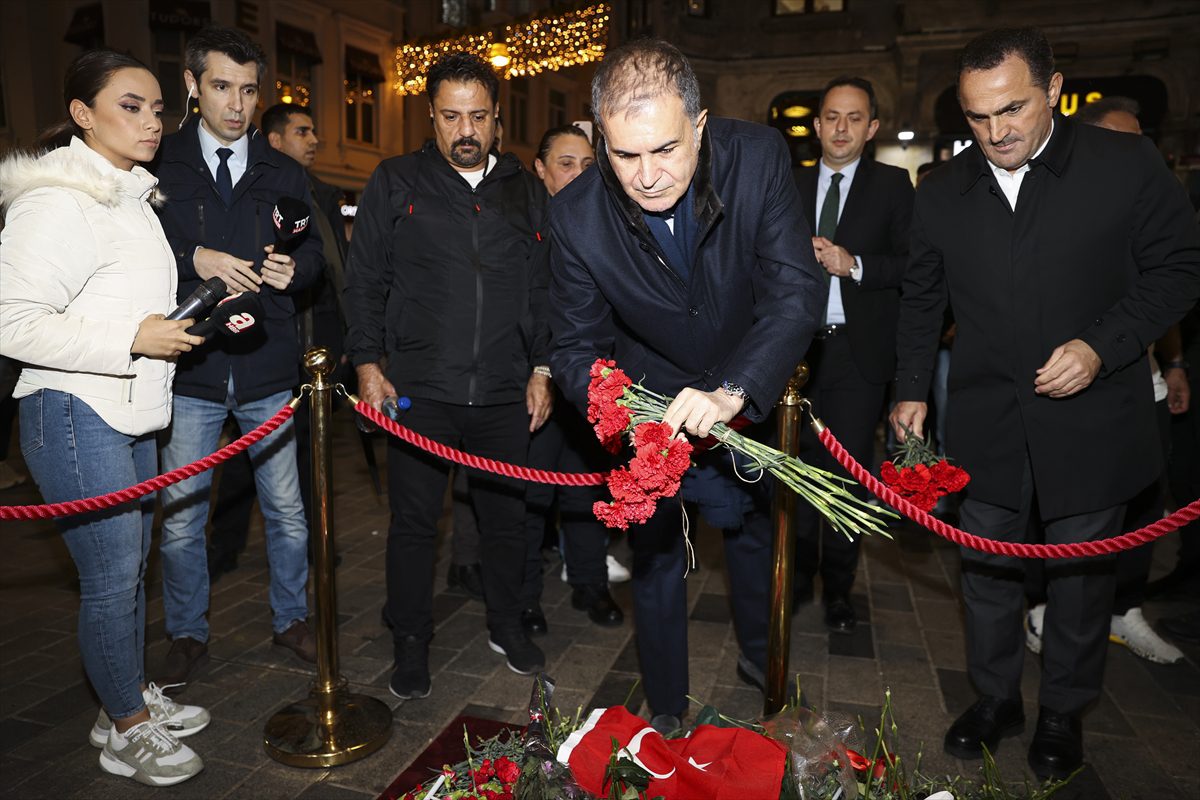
[389, 635, 431, 699]
[487, 627, 545, 675]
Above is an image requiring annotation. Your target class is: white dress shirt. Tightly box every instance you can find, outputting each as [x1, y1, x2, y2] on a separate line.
[816, 157, 864, 325]
[197, 121, 249, 186]
[985, 120, 1053, 211]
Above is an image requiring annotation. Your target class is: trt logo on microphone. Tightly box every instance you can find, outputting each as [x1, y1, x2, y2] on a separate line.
[272, 205, 309, 236]
[224, 313, 257, 334]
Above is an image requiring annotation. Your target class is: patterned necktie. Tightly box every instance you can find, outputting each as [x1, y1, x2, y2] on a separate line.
[215, 147, 233, 206]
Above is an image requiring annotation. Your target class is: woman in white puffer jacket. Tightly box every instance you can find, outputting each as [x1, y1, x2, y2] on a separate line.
[0, 50, 209, 787]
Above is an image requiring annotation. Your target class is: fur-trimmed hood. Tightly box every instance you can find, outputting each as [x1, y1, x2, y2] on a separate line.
[0, 136, 165, 212]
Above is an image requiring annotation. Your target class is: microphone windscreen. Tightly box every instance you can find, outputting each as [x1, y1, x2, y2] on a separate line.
[272, 196, 311, 256]
[186, 293, 263, 339]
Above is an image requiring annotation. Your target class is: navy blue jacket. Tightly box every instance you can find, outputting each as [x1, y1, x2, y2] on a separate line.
[548, 117, 824, 421]
[152, 117, 322, 404]
[896, 116, 1200, 516]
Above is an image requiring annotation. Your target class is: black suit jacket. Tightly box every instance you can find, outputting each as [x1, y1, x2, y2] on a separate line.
[796, 159, 914, 383]
[895, 116, 1200, 517]
[548, 117, 824, 421]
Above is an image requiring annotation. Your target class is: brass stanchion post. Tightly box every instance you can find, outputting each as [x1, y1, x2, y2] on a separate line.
[764, 363, 808, 714]
[264, 348, 392, 766]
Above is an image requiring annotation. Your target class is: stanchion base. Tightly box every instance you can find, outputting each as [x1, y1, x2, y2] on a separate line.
[263, 689, 392, 767]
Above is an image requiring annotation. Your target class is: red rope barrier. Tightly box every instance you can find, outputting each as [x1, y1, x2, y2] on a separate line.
[818, 426, 1200, 559]
[0, 402, 297, 521]
[354, 401, 606, 486]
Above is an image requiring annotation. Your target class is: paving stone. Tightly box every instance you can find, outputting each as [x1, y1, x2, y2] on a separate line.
[825, 654, 882, 706]
[828, 622, 875, 659]
[689, 592, 732, 623]
[869, 581, 914, 612]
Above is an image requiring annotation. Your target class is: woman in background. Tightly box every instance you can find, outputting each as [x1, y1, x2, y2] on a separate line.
[0, 49, 208, 786]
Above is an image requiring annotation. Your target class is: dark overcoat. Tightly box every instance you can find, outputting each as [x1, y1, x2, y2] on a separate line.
[548, 117, 824, 419]
[895, 115, 1200, 518]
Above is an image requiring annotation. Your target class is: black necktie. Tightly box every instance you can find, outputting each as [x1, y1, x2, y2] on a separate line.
[215, 147, 233, 206]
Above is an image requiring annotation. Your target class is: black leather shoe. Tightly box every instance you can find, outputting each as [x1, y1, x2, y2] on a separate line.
[389, 635, 431, 699]
[158, 637, 209, 689]
[571, 584, 624, 627]
[521, 607, 548, 637]
[944, 696, 1025, 759]
[1027, 707, 1083, 780]
[447, 562, 485, 601]
[824, 594, 857, 634]
[735, 654, 766, 694]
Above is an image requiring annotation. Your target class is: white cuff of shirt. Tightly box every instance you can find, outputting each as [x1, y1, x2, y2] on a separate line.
[850, 256, 863, 284]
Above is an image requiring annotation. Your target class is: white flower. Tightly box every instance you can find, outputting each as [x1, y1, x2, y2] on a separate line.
[922, 792, 955, 800]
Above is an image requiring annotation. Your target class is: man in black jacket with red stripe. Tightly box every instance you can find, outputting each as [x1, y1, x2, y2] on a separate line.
[344, 53, 552, 699]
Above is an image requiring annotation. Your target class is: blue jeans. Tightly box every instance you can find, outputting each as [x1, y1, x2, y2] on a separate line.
[158, 384, 309, 641]
[20, 390, 153, 719]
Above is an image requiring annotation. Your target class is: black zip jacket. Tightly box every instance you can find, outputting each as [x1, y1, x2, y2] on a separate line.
[344, 143, 550, 406]
[152, 117, 322, 404]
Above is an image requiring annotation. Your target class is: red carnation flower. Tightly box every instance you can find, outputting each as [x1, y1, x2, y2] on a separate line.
[494, 756, 520, 784]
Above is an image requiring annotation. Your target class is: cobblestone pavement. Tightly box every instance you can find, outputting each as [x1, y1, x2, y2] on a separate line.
[1, 413, 1197, 799]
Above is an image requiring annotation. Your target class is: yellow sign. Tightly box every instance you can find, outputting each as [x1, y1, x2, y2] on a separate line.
[1060, 91, 1103, 116]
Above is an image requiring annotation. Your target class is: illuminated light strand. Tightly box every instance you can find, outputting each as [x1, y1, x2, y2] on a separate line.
[391, 3, 610, 96]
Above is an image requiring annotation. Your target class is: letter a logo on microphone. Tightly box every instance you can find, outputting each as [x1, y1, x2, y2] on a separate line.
[225, 313, 256, 333]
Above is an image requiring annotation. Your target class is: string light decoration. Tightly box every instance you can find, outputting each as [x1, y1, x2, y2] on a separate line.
[392, 3, 610, 97]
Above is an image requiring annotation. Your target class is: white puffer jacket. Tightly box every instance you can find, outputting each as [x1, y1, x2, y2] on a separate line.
[0, 137, 177, 436]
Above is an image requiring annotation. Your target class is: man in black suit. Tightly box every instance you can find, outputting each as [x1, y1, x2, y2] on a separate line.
[891, 28, 1200, 779]
[793, 77, 914, 633]
[548, 39, 823, 734]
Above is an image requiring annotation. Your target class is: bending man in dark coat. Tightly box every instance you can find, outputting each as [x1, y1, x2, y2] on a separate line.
[890, 27, 1200, 780]
[548, 39, 824, 732]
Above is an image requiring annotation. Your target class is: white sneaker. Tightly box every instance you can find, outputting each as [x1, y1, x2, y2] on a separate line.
[1110, 608, 1184, 664]
[1025, 603, 1045, 655]
[607, 555, 631, 583]
[90, 683, 211, 747]
[99, 720, 204, 786]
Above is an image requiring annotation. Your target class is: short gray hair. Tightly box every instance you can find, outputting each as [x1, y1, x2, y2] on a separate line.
[1073, 96, 1140, 126]
[591, 39, 701, 130]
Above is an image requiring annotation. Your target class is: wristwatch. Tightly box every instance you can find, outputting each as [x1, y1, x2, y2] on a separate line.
[1162, 360, 1189, 373]
[720, 380, 748, 400]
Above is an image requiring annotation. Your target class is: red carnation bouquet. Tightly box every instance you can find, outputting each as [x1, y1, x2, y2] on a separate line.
[587, 359, 894, 537]
[880, 428, 970, 513]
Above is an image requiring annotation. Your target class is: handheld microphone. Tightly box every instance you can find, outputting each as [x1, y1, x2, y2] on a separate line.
[270, 197, 311, 257]
[167, 277, 227, 321]
[186, 293, 263, 341]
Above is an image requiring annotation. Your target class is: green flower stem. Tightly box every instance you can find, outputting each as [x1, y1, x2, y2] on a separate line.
[617, 388, 895, 541]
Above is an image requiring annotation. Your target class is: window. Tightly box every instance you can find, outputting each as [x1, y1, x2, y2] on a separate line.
[774, 0, 845, 13]
[148, 0, 211, 116]
[345, 46, 385, 146]
[441, 0, 465, 27]
[276, 23, 322, 107]
[548, 89, 567, 128]
[509, 78, 529, 146]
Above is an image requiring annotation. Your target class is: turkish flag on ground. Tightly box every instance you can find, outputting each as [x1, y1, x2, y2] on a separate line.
[556, 707, 788, 799]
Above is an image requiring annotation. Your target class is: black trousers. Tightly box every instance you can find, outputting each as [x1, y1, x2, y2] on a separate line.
[521, 400, 611, 609]
[632, 492, 773, 717]
[961, 457, 1121, 715]
[793, 332, 888, 597]
[386, 400, 529, 648]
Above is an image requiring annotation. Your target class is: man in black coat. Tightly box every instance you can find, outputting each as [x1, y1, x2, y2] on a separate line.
[549, 40, 824, 732]
[204, 102, 353, 579]
[153, 27, 324, 686]
[344, 53, 553, 699]
[890, 28, 1200, 779]
[793, 77, 914, 633]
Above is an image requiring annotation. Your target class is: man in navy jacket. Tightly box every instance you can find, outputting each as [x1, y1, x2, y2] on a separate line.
[549, 39, 824, 731]
[152, 27, 323, 687]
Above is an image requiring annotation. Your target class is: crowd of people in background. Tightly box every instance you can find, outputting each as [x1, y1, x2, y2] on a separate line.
[0, 21, 1197, 790]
